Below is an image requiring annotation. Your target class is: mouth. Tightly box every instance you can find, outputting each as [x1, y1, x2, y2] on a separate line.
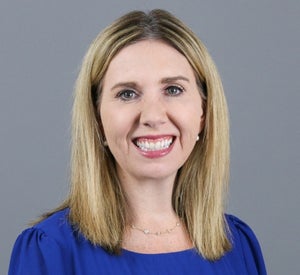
[133, 136, 175, 152]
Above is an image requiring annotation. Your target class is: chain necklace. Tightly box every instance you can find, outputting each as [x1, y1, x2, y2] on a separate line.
[130, 221, 180, 236]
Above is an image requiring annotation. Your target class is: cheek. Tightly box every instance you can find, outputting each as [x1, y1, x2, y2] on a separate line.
[101, 108, 130, 142]
[100, 106, 115, 140]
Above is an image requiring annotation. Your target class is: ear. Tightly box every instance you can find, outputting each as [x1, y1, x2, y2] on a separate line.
[198, 112, 206, 134]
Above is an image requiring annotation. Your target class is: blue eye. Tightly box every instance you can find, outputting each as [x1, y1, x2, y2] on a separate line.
[117, 90, 137, 101]
[165, 85, 184, 96]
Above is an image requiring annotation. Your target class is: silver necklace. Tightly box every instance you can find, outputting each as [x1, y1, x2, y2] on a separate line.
[130, 221, 180, 236]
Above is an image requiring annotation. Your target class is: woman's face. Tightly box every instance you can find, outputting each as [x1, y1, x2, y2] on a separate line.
[100, 40, 204, 183]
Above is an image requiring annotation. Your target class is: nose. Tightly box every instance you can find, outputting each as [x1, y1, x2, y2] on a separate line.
[139, 96, 167, 128]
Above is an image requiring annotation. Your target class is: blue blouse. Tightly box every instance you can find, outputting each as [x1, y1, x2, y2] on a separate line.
[9, 209, 266, 274]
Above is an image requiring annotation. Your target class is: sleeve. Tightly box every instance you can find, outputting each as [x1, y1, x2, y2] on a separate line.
[228, 215, 267, 275]
[8, 227, 69, 275]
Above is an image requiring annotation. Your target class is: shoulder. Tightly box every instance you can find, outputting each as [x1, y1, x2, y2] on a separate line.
[226, 214, 257, 238]
[14, 208, 75, 252]
[9, 209, 77, 274]
[20, 208, 76, 249]
[33, 208, 73, 241]
[225, 214, 267, 274]
[226, 214, 262, 251]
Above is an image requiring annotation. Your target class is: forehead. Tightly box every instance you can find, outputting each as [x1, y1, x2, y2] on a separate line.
[103, 40, 195, 84]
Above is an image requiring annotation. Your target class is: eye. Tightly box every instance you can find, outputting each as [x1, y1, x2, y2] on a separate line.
[165, 85, 184, 96]
[116, 89, 138, 101]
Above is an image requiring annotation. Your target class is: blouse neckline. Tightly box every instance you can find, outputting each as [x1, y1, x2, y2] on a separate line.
[121, 247, 196, 256]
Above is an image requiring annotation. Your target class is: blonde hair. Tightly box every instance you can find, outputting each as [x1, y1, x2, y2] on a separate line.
[43, 9, 231, 260]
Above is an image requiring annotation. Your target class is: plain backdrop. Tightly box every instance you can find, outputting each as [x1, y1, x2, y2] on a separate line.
[1, 1, 299, 274]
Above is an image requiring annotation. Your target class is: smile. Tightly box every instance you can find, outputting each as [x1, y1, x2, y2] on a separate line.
[133, 136, 174, 152]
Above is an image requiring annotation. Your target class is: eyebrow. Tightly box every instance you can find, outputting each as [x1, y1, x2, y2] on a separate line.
[160, 76, 190, 84]
[111, 82, 140, 91]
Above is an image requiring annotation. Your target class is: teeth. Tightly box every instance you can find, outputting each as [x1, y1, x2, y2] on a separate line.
[136, 137, 173, 151]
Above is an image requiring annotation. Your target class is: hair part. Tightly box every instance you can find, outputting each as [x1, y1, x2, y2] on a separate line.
[39, 9, 231, 260]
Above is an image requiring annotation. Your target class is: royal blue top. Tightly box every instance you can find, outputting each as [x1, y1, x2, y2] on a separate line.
[9, 209, 266, 274]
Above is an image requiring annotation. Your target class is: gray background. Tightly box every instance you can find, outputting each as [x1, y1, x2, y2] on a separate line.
[1, 1, 299, 274]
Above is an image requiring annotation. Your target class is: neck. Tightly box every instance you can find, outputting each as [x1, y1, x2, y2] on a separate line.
[118, 170, 193, 253]
[118, 171, 178, 226]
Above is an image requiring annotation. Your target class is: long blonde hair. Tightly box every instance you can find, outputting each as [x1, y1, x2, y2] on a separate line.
[44, 9, 230, 260]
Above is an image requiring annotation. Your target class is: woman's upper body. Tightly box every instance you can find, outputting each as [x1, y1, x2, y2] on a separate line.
[9, 208, 266, 275]
[65, 9, 231, 260]
[9, 9, 267, 274]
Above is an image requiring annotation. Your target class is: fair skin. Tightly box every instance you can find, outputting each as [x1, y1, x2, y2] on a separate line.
[100, 40, 204, 253]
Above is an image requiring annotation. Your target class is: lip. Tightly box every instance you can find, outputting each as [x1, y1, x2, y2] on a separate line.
[132, 135, 176, 159]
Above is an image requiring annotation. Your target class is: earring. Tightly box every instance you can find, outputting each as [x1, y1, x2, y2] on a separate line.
[103, 140, 108, 146]
[196, 135, 199, 142]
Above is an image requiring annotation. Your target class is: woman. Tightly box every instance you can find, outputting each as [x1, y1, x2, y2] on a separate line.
[9, 9, 267, 274]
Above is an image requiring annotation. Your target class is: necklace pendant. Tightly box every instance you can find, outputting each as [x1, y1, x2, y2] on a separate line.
[143, 229, 150, 234]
